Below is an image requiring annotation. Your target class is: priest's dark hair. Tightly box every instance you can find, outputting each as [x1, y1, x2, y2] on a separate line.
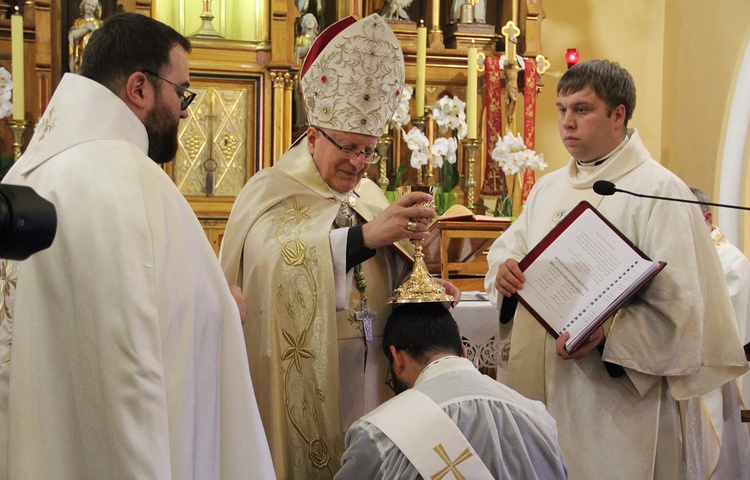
[80, 13, 191, 94]
[382, 302, 463, 365]
[557, 59, 636, 126]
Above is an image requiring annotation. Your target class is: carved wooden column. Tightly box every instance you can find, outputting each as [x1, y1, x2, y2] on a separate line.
[428, 0, 443, 48]
[284, 72, 294, 148]
[270, 69, 294, 164]
[524, 0, 545, 56]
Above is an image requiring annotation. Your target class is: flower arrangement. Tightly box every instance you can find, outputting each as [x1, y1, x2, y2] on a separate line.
[403, 126, 430, 168]
[0, 67, 14, 120]
[390, 85, 412, 131]
[431, 95, 468, 141]
[487, 131, 547, 217]
[393, 95, 467, 214]
[0, 67, 14, 180]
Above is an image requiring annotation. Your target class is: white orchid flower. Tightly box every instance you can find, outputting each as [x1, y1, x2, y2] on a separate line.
[410, 147, 430, 168]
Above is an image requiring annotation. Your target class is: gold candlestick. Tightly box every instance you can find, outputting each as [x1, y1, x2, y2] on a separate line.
[411, 115, 427, 132]
[192, 0, 222, 38]
[376, 129, 392, 192]
[7, 118, 29, 161]
[388, 185, 454, 304]
[411, 115, 428, 185]
[462, 138, 480, 207]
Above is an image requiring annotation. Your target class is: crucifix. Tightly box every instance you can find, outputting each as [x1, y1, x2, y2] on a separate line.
[501, 20, 521, 132]
[355, 299, 375, 342]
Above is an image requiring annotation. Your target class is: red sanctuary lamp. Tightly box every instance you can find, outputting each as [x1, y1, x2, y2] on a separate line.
[566, 48, 580, 69]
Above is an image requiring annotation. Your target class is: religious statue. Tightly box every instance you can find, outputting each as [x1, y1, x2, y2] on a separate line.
[68, 0, 102, 74]
[450, 0, 487, 24]
[293, 13, 319, 130]
[296, 0, 324, 29]
[294, 13, 318, 65]
[379, 0, 414, 22]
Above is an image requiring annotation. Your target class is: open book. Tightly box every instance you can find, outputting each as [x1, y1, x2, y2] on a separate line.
[515, 201, 666, 352]
[423, 205, 511, 275]
[431, 204, 510, 226]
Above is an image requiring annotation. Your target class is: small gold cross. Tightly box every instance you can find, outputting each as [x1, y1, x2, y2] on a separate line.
[430, 444, 473, 480]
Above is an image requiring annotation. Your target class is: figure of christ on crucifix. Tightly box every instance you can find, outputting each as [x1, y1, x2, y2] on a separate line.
[501, 20, 522, 129]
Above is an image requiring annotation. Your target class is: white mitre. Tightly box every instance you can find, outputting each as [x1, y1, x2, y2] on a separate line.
[300, 13, 405, 137]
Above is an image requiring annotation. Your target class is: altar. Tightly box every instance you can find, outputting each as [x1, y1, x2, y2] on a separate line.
[452, 291, 510, 382]
[424, 218, 512, 291]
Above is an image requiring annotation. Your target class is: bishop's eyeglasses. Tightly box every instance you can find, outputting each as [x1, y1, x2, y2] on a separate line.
[141, 70, 197, 111]
[313, 126, 382, 165]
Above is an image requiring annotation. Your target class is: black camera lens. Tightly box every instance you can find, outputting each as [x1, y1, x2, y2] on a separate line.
[0, 184, 57, 260]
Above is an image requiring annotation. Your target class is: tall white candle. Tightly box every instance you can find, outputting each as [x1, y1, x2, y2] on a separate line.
[415, 22, 427, 117]
[466, 45, 478, 139]
[11, 11, 24, 121]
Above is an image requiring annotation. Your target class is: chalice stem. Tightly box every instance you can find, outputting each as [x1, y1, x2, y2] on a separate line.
[388, 185, 454, 304]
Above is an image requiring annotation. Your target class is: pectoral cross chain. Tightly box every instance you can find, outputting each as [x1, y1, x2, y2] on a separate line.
[356, 299, 375, 342]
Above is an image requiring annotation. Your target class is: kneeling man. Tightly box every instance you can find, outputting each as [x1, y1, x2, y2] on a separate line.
[336, 302, 567, 479]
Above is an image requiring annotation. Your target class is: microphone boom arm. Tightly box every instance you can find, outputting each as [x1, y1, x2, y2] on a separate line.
[615, 187, 750, 212]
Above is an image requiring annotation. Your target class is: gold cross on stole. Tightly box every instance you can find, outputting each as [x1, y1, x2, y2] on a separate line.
[430, 444, 473, 480]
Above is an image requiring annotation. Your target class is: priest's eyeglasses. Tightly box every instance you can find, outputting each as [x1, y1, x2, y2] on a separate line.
[384, 347, 406, 393]
[313, 126, 382, 165]
[141, 70, 197, 111]
[385, 356, 397, 393]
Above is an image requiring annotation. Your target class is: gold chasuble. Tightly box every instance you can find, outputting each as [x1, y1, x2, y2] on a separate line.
[221, 139, 411, 479]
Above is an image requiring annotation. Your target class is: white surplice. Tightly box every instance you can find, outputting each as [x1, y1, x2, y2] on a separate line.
[336, 356, 568, 480]
[713, 228, 750, 401]
[0, 74, 275, 479]
[485, 129, 747, 479]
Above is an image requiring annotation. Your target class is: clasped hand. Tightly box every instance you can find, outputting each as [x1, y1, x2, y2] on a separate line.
[494, 258, 525, 297]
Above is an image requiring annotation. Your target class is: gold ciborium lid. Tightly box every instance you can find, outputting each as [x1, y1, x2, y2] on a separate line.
[388, 185, 454, 304]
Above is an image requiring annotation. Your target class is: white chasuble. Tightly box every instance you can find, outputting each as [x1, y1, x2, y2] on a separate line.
[0, 74, 274, 480]
[485, 129, 748, 480]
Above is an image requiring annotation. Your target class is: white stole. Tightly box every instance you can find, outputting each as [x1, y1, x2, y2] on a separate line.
[365, 388, 493, 479]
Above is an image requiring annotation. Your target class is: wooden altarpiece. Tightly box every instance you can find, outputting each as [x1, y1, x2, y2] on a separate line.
[0, 0, 544, 271]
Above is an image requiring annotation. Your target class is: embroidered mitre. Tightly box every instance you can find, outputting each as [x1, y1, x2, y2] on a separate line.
[300, 13, 405, 136]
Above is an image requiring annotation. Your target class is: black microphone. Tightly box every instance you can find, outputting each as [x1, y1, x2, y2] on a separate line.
[593, 180, 750, 211]
[592, 180, 617, 196]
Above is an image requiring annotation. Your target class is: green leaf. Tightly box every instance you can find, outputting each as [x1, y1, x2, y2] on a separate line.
[395, 163, 409, 188]
[434, 189, 458, 215]
[500, 195, 513, 217]
[472, 203, 500, 217]
[441, 161, 459, 193]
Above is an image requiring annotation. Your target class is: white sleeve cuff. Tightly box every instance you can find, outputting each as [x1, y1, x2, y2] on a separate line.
[331, 228, 354, 311]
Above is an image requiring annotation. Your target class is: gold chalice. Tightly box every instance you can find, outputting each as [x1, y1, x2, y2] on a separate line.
[388, 186, 454, 303]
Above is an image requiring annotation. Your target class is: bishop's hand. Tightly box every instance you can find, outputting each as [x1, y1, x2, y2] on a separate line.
[362, 192, 435, 249]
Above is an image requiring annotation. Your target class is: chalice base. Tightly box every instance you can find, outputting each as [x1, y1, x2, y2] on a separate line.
[388, 248, 454, 304]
